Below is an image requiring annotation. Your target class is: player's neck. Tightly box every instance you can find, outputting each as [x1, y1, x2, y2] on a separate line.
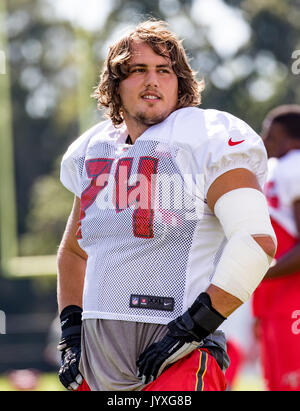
[124, 118, 150, 144]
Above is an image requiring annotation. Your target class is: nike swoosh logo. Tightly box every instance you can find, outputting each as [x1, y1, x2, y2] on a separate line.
[228, 138, 245, 146]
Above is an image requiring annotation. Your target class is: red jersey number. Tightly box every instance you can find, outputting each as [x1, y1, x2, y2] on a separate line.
[77, 157, 159, 239]
[77, 159, 114, 239]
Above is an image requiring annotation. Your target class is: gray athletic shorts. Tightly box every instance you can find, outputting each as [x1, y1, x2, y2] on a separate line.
[79, 319, 229, 391]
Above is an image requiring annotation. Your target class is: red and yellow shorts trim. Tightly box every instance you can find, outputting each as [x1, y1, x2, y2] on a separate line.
[142, 348, 226, 391]
[77, 348, 227, 392]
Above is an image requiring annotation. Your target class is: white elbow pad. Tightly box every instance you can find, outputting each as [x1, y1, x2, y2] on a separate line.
[211, 188, 277, 302]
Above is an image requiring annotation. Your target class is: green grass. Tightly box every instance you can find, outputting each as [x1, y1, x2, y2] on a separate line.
[0, 371, 266, 391]
[232, 374, 265, 391]
[0, 373, 65, 391]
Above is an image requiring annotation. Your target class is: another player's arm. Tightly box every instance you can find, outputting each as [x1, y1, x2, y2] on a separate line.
[205, 168, 277, 318]
[263, 199, 300, 280]
[57, 196, 87, 313]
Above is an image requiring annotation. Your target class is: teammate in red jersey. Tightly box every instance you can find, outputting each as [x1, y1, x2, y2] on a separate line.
[252, 105, 300, 391]
[57, 20, 276, 391]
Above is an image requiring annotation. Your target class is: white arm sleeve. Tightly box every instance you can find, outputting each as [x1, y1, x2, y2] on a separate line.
[212, 188, 276, 303]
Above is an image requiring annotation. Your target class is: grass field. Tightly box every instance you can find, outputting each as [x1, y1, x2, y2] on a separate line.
[232, 373, 265, 391]
[0, 373, 65, 391]
[0, 371, 266, 391]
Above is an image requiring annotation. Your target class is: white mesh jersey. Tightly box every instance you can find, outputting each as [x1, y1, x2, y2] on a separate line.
[61, 107, 268, 324]
[264, 150, 300, 237]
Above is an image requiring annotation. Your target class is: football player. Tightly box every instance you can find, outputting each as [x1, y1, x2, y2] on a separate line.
[57, 20, 276, 391]
[252, 105, 300, 391]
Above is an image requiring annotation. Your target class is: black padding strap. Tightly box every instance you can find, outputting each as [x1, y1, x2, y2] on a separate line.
[168, 293, 226, 341]
[59, 305, 82, 340]
[61, 325, 82, 340]
[190, 301, 225, 334]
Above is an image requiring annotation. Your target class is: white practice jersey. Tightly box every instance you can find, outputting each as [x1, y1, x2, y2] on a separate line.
[61, 107, 268, 324]
[265, 150, 300, 238]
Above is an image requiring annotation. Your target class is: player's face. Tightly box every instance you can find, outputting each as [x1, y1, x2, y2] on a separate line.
[118, 40, 179, 137]
[263, 122, 293, 158]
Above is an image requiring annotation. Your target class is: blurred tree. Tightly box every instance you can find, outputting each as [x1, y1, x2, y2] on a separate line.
[20, 164, 73, 256]
[218, 0, 300, 129]
[0, 0, 18, 271]
[6, 0, 80, 238]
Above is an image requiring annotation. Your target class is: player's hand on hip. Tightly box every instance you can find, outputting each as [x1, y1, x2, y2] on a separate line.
[57, 305, 84, 391]
[136, 334, 196, 384]
[136, 293, 226, 384]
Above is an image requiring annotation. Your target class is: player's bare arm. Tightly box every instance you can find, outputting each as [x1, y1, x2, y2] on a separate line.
[206, 167, 277, 317]
[264, 198, 300, 280]
[57, 195, 87, 313]
[57, 195, 87, 390]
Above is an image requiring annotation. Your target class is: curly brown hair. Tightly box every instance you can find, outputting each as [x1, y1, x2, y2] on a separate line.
[92, 20, 204, 126]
